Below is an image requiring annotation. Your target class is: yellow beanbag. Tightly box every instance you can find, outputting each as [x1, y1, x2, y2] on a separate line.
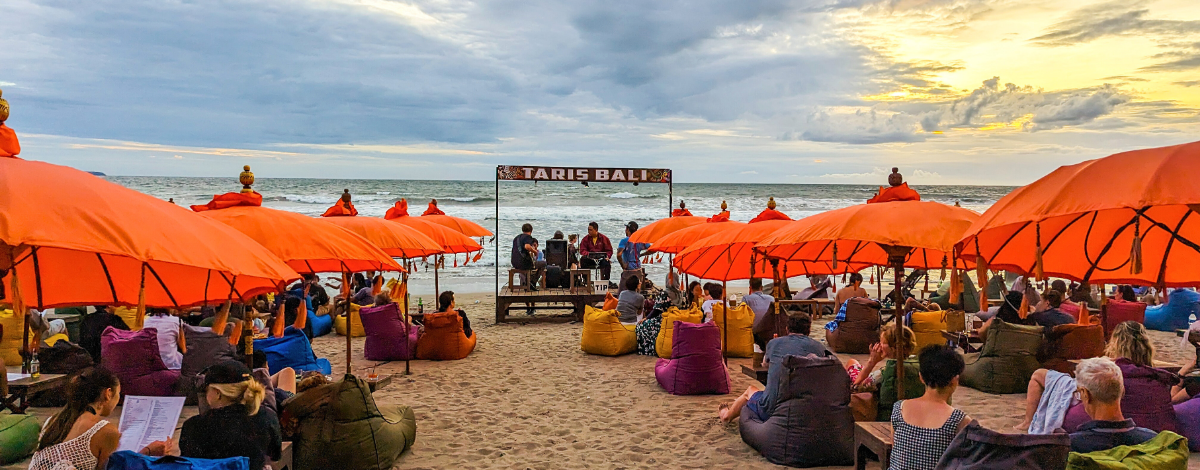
[711, 303, 755, 358]
[44, 333, 69, 347]
[113, 306, 141, 330]
[1, 309, 23, 366]
[580, 306, 636, 356]
[656, 307, 704, 358]
[334, 303, 366, 337]
[911, 310, 964, 353]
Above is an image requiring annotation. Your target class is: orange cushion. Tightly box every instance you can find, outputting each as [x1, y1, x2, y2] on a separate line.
[415, 311, 476, 360]
[602, 292, 618, 311]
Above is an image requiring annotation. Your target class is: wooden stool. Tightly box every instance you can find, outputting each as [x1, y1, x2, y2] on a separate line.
[508, 269, 531, 291]
[569, 269, 592, 294]
[854, 422, 893, 470]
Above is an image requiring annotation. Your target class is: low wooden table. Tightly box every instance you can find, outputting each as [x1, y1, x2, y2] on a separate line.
[270, 441, 294, 470]
[854, 421, 893, 470]
[740, 364, 767, 385]
[776, 299, 837, 318]
[941, 329, 982, 353]
[3, 369, 68, 414]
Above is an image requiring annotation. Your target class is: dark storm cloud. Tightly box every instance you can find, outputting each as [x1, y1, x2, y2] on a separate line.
[1030, 1, 1200, 46]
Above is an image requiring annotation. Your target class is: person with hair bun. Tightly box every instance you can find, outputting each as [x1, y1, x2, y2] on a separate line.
[180, 360, 282, 470]
[30, 367, 169, 470]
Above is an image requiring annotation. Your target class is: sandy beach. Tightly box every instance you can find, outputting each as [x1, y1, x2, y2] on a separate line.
[6, 289, 1198, 469]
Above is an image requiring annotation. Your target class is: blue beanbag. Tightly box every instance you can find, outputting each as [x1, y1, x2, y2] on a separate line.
[255, 326, 331, 375]
[307, 309, 333, 338]
[1145, 289, 1200, 332]
[106, 450, 249, 470]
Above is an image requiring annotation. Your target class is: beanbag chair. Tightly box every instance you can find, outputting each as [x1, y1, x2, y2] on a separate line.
[101, 327, 180, 397]
[939, 421, 1070, 469]
[580, 306, 636, 356]
[334, 303, 366, 337]
[1062, 358, 1178, 433]
[0, 308, 23, 366]
[1066, 431, 1188, 470]
[1104, 300, 1146, 339]
[283, 375, 417, 470]
[359, 303, 419, 361]
[655, 307, 703, 358]
[1040, 324, 1105, 374]
[416, 310, 476, 361]
[739, 353, 854, 467]
[1172, 395, 1200, 451]
[106, 450, 250, 470]
[0, 413, 40, 465]
[1144, 289, 1200, 332]
[709, 303, 754, 358]
[255, 326, 332, 376]
[307, 308, 333, 338]
[654, 321, 729, 395]
[177, 323, 239, 404]
[876, 357, 924, 421]
[27, 340, 93, 407]
[932, 272, 980, 313]
[961, 318, 1044, 394]
[826, 298, 882, 354]
[752, 303, 788, 351]
[114, 306, 141, 330]
[910, 309, 964, 353]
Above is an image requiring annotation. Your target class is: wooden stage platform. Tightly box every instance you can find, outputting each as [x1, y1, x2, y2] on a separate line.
[495, 286, 606, 323]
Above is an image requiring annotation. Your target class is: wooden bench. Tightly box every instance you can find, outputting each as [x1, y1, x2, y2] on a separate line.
[270, 441, 294, 470]
[854, 421, 893, 470]
[3, 369, 69, 414]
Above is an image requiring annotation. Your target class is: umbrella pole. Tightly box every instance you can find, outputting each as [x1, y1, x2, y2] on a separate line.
[722, 280, 728, 366]
[434, 256, 440, 297]
[404, 271, 411, 376]
[882, 245, 910, 400]
[10, 263, 30, 373]
[343, 271, 352, 376]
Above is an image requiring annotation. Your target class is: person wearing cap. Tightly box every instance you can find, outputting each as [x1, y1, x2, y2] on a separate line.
[180, 360, 282, 470]
[616, 221, 650, 293]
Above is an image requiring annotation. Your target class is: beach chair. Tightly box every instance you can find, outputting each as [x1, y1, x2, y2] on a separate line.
[177, 323, 239, 405]
[0, 412, 39, 465]
[937, 422, 1069, 469]
[359, 303, 419, 361]
[255, 326, 332, 376]
[580, 306, 636, 356]
[826, 298, 883, 354]
[1103, 299, 1146, 339]
[1061, 358, 1179, 434]
[960, 318, 1043, 394]
[740, 352, 854, 467]
[1066, 431, 1189, 469]
[415, 310, 476, 360]
[1038, 323, 1104, 374]
[654, 307, 703, 358]
[710, 303, 754, 358]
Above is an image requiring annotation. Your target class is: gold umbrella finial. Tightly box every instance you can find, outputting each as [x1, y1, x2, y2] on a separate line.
[341, 189, 352, 203]
[0, 88, 9, 123]
[888, 167, 903, 187]
[679, 200, 686, 209]
[239, 165, 255, 193]
[767, 197, 776, 210]
[720, 200, 728, 211]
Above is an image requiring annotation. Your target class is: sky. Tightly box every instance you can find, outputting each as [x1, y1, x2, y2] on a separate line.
[2, 0, 1198, 185]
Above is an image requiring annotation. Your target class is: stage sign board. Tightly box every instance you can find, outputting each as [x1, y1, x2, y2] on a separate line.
[497, 165, 671, 184]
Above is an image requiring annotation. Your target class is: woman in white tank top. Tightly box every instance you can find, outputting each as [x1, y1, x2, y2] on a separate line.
[29, 367, 170, 470]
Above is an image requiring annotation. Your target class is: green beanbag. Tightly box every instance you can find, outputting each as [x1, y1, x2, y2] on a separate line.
[1066, 431, 1189, 470]
[283, 375, 417, 470]
[961, 319, 1044, 394]
[0, 412, 41, 465]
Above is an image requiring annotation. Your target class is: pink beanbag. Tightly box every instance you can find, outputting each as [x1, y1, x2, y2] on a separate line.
[655, 321, 730, 395]
[101, 326, 180, 397]
[359, 303, 419, 361]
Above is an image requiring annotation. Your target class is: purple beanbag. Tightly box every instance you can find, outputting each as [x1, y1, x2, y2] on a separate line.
[1174, 395, 1200, 451]
[101, 326, 180, 397]
[359, 303, 419, 361]
[655, 321, 730, 395]
[1061, 358, 1178, 433]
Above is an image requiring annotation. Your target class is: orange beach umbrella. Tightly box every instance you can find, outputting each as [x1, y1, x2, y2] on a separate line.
[417, 198, 492, 237]
[1, 158, 301, 310]
[629, 216, 706, 245]
[756, 201, 978, 271]
[319, 192, 443, 260]
[675, 220, 867, 281]
[386, 200, 482, 255]
[194, 170, 402, 275]
[651, 202, 744, 254]
[957, 141, 1200, 287]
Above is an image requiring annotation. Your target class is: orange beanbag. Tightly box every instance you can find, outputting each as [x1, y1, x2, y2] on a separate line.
[416, 311, 476, 360]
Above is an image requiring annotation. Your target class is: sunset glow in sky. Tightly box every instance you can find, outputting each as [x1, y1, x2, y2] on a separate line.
[3, 0, 1198, 184]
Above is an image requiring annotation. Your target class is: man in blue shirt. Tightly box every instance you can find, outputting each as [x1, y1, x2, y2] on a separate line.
[743, 277, 775, 324]
[615, 221, 650, 293]
[1069, 357, 1158, 453]
[719, 312, 829, 422]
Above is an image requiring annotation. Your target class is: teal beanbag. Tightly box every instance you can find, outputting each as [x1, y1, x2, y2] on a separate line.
[0, 412, 41, 465]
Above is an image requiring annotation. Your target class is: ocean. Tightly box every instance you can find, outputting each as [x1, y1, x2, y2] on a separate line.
[110, 177, 1017, 295]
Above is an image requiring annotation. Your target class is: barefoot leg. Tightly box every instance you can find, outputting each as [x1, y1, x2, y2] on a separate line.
[1016, 368, 1049, 431]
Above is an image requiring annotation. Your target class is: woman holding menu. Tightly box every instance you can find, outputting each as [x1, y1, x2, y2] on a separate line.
[29, 367, 170, 470]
